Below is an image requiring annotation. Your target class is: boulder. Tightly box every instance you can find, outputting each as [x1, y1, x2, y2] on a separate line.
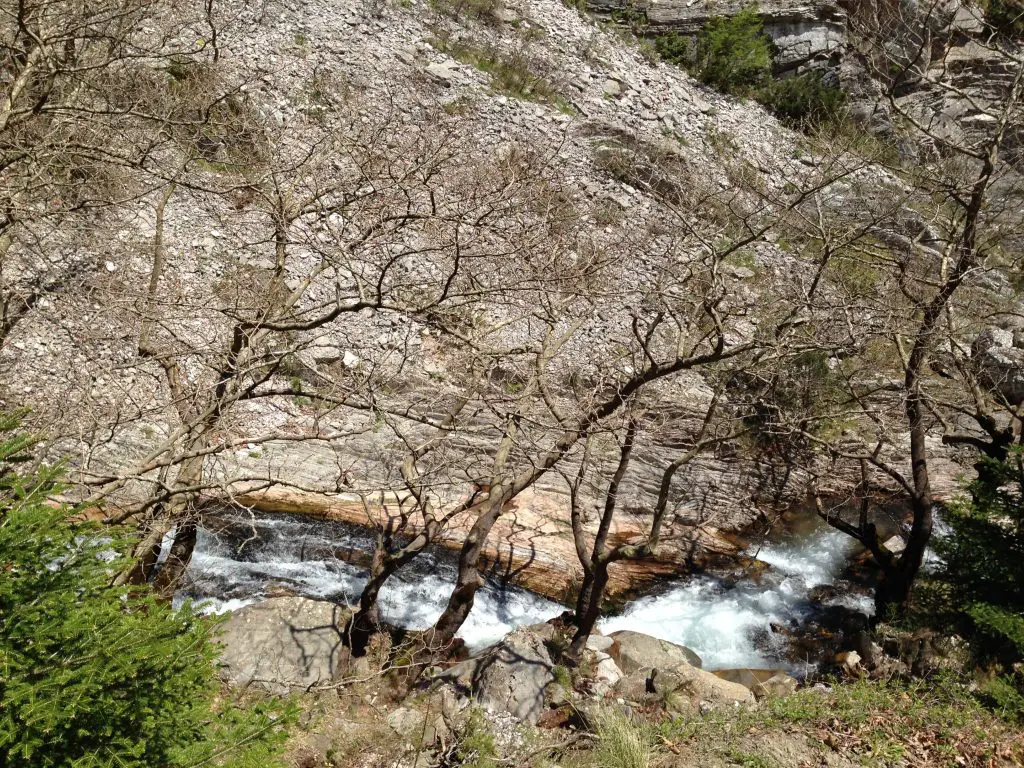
[603, 77, 624, 97]
[651, 663, 755, 712]
[386, 706, 450, 747]
[591, 650, 623, 697]
[586, 633, 615, 653]
[835, 650, 863, 676]
[471, 624, 556, 724]
[217, 597, 352, 693]
[424, 62, 460, 87]
[882, 534, 906, 555]
[713, 668, 798, 698]
[615, 667, 656, 701]
[973, 327, 1024, 405]
[608, 630, 702, 673]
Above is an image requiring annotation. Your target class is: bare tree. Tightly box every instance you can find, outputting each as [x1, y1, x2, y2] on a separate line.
[0, 0, 221, 351]
[803, 13, 1024, 614]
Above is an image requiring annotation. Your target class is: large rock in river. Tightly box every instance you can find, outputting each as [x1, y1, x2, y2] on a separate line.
[608, 630, 703, 673]
[217, 596, 352, 693]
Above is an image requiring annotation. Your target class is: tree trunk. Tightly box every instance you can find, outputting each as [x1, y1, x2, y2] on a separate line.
[570, 564, 609, 656]
[347, 551, 394, 657]
[874, 561, 914, 619]
[119, 517, 170, 585]
[428, 495, 506, 650]
[573, 571, 596, 627]
[117, 452, 206, 589]
[153, 520, 198, 596]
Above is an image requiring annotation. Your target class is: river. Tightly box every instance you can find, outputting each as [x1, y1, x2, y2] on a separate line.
[174, 510, 874, 670]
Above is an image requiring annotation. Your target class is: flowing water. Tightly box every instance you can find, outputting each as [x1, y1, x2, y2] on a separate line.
[175, 511, 564, 651]
[176, 511, 873, 667]
[600, 524, 874, 671]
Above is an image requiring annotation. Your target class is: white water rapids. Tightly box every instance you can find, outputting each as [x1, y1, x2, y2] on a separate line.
[600, 525, 874, 670]
[175, 513, 564, 650]
[176, 511, 873, 668]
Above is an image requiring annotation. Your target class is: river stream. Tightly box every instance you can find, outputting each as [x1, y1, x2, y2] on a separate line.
[174, 510, 874, 670]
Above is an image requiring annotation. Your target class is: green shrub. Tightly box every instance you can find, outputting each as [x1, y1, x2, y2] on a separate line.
[757, 70, 845, 128]
[428, 34, 564, 106]
[937, 448, 1024, 720]
[657, 9, 844, 130]
[653, 31, 694, 67]
[0, 413, 294, 767]
[694, 5, 773, 96]
[431, 0, 505, 23]
[979, 0, 1024, 38]
[455, 707, 499, 768]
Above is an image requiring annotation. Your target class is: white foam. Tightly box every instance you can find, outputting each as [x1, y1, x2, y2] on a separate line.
[182, 517, 561, 651]
[600, 524, 868, 671]
[184, 513, 871, 665]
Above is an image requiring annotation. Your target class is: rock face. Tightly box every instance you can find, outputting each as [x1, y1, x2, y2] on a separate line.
[465, 624, 557, 724]
[588, 0, 846, 73]
[217, 597, 352, 693]
[973, 327, 1024, 405]
[387, 706, 450, 747]
[608, 629, 703, 673]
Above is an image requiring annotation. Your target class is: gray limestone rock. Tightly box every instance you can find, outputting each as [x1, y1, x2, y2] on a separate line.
[713, 668, 799, 698]
[651, 662, 756, 711]
[471, 624, 556, 724]
[608, 630, 703, 673]
[973, 328, 1024, 404]
[217, 596, 352, 693]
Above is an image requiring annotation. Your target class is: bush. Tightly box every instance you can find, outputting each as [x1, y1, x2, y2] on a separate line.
[937, 448, 1024, 720]
[980, 0, 1024, 38]
[693, 5, 773, 96]
[454, 707, 499, 768]
[592, 707, 652, 768]
[653, 31, 695, 68]
[657, 9, 843, 129]
[0, 413, 294, 767]
[757, 70, 845, 128]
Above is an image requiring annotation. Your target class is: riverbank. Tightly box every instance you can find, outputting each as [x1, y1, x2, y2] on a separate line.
[243, 612, 1023, 768]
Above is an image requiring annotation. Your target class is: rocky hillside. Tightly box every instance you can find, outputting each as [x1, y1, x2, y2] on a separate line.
[2, 0, 1016, 602]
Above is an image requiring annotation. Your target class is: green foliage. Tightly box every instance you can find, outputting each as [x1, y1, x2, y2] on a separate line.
[455, 707, 499, 768]
[431, 0, 505, 23]
[978, 0, 1024, 37]
[694, 5, 773, 96]
[0, 415, 294, 767]
[552, 664, 573, 688]
[653, 31, 694, 67]
[656, 10, 843, 130]
[591, 707, 652, 768]
[756, 70, 845, 128]
[937, 449, 1024, 720]
[726, 749, 778, 768]
[428, 33, 568, 108]
[939, 450, 1024, 632]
